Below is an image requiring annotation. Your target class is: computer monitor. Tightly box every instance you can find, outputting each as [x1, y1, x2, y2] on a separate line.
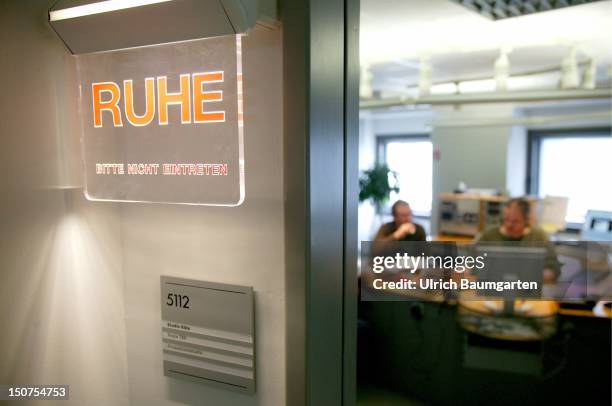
[582, 210, 612, 241]
[474, 245, 546, 314]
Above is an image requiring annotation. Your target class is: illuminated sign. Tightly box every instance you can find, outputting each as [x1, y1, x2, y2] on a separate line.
[77, 34, 244, 205]
[92, 71, 226, 127]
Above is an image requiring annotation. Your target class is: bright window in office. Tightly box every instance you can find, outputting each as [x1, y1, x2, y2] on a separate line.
[378, 135, 432, 216]
[531, 130, 612, 224]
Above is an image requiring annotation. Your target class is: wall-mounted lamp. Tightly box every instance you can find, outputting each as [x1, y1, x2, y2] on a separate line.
[49, 0, 258, 54]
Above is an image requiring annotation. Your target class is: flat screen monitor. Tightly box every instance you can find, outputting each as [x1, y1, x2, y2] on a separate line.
[582, 210, 612, 241]
[474, 245, 546, 300]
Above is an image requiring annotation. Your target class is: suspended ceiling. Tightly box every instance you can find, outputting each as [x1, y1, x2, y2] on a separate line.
[361, 0, 612, 95]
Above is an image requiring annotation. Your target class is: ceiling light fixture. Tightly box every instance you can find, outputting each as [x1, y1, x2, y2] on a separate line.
[418, 56, 432, 97]
[560, 46, 579, 89]
[494, 48, 511, 91]
[582, 58, 597, 89]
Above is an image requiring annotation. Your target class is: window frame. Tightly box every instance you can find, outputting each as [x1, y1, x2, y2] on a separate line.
[526, 127, 612, 230]
[375, 133, 432, 217]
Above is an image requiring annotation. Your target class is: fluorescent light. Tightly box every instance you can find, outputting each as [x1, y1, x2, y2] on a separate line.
[458, 79, 496, 93]
[49, 0, 172, 22]
[430, 82, 458, 95]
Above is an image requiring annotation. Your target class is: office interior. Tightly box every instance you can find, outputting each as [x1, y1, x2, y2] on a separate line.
[356, 1, 612, 405]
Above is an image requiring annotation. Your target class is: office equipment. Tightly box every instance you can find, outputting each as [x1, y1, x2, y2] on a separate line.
[581, 210, 612, 241]
[438, 193, 537, 237]
[439, 197, 481, 236]
[474, 245, 546, 314]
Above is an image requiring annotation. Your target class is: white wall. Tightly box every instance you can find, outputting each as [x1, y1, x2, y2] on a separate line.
[0, 3, 285, 406]
[0, 2, 128, 405]
[120, 27, 285, 406]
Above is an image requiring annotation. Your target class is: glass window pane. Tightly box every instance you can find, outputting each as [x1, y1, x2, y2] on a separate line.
[385, 139, 432, 216]
[538, 136, 612, 223]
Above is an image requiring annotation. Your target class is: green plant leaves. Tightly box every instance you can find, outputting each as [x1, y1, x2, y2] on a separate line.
[358, 164, 399, 204]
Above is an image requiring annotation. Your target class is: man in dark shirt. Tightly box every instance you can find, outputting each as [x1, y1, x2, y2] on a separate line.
[374, 200, 426, 242]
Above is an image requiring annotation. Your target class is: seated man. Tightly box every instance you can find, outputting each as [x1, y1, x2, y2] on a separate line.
[374, 200, 426, 242]
[478, 198, 560, 283]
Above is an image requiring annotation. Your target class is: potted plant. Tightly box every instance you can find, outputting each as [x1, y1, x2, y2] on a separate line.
[358, 164, 399, 212]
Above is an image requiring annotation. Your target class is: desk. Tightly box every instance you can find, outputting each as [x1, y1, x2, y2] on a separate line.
[559, 301, 612, 318]
[358, 292, 612, 405]
[457, 299, 558, 341]
[431, 234, 474, 244]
